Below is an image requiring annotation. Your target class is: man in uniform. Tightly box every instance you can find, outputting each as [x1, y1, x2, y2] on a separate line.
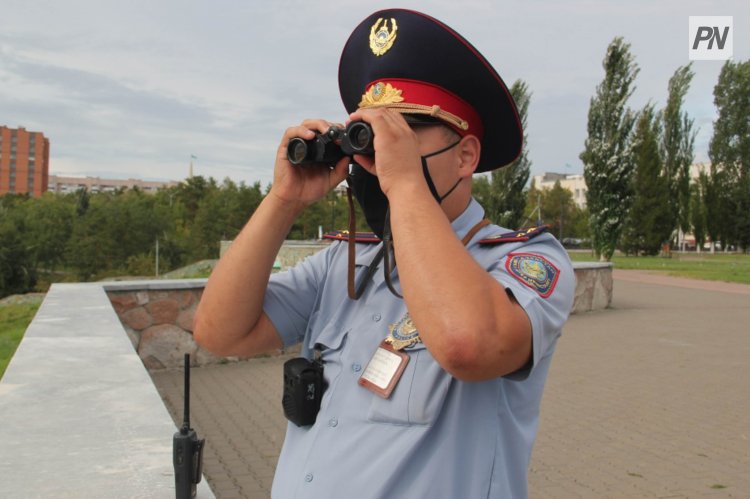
[194, 9, 574, 498]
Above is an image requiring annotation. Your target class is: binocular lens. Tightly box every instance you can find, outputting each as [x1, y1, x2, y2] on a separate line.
[347, 123, 373, 152]
[288, 139, 309, 165]
[286, 121, 374, 165]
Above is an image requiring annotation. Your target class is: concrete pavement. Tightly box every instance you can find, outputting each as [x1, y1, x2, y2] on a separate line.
[151, 271, 750, 498]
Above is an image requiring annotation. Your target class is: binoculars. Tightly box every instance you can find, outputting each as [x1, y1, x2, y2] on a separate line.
[287, 121, 375, 166]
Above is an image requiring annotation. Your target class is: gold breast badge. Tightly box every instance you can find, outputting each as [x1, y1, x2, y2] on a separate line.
[385, 313, 421, 350]
[369, 17, 398, 56]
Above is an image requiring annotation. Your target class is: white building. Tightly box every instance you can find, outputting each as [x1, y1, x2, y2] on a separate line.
[531, 172, 588, 208]
[48, 175, 179, 194]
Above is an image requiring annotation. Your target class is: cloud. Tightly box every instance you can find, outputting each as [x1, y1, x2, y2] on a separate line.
[1, 0, 748, 186]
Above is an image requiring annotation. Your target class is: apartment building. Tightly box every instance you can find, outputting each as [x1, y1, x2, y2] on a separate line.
[0, 126, 50, 197]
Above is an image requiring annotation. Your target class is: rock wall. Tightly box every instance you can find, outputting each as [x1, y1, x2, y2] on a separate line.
[572, 263, 613, 313]
[108, 258, 612, 370]
[107, 288, 225, 370]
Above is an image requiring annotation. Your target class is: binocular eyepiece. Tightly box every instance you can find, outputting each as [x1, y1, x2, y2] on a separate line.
[287, 121, 375, 166]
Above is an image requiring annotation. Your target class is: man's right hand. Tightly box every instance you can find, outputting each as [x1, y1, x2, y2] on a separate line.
[269, 119, 351, 213]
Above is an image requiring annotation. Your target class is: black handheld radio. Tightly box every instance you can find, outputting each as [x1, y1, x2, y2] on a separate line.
[173, 353, 205, 499]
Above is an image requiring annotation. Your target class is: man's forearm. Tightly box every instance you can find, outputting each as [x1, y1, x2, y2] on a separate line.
[193, 193, 302, 355]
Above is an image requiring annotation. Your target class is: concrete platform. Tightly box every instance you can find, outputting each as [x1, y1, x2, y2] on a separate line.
[0, 281, 214, 498]
[151, 270, 750, 498]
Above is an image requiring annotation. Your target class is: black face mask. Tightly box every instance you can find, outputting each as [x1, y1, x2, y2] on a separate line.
[348, 139, 462, 238]
[348, 163, 390, 238]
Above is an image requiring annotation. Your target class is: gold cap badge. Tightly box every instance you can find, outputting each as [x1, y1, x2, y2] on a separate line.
[358, 82, 404, 107]
[369, 18, 398, 56]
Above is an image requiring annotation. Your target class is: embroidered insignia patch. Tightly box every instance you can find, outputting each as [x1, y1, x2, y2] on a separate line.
[505, 253, 560, 298]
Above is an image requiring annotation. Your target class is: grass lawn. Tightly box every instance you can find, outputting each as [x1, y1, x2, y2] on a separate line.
[567, 251, 750, 285]
[0, 302, 41, 380]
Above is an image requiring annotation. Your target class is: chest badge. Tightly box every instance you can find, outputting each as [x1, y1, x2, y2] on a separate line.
[385, 313, 421, 350]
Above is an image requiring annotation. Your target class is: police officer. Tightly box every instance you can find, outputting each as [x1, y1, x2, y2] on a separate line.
[195, 9, 574, 498]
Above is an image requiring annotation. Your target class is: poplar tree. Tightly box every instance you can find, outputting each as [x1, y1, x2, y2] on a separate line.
[580, 37, 639, 260]
[661, 64, 696, 244]
[690, 172, 709, 252]
[708, 60, 750, 251]
[481, 79, 531, 229]
[620, 105, 671, 255]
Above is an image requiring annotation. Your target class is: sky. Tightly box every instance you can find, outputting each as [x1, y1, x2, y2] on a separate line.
[1, 0, 747, 188]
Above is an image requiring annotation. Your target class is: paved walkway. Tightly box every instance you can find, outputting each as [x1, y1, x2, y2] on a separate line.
[151, 271, 750, 498]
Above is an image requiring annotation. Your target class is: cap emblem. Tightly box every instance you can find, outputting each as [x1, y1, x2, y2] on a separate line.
[359, 82, 404, 107]
[369, 18, 398, 56]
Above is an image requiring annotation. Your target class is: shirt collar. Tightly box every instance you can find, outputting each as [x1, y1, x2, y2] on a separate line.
[451, 198, 486, 242]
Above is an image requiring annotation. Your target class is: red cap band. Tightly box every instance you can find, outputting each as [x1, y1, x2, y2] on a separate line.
[361, 78, 484, 139]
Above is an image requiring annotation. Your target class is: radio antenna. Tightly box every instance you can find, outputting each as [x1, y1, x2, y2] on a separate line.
[181, 353, 190, 435]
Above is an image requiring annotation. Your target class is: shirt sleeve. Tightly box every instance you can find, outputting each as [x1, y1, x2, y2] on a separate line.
[487, 237, 575, 381]
[263, 244, 333, 348]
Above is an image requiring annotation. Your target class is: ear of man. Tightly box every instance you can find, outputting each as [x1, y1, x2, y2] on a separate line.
[456, 134, 481, 177]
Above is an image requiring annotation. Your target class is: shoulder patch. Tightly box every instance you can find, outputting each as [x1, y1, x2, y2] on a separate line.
[323, 230, 381, 243]
[505, 252, 560, 298]
[479, 225, 549, 245]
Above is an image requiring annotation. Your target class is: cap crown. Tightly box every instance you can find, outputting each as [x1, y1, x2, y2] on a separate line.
[338, 9, 523, 172]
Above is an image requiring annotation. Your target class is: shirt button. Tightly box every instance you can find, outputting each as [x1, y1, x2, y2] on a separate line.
[305, 473, 313, 483]
[328, 417, 338, 427]
[352, 363, 362, 372]
[373, 313, 382, 322]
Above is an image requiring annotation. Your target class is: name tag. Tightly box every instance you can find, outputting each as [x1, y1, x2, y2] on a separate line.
[359, 340, 410, 399]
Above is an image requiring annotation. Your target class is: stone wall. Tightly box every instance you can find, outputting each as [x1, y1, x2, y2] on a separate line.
[572, 262, 613, 313]
[107, 287, 225, 370]
[110, 254, 611, 370]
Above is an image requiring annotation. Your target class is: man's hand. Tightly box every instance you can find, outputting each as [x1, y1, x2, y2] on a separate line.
[270, 119, 350, 213]
[347, 109, 426, 200]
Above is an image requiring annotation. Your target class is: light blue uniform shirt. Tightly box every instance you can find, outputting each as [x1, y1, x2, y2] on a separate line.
[264, 199, 574, 498]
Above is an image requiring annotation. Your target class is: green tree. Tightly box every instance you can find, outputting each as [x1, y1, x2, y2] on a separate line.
[661, 64, 696, 243]
[690, 171, 709, 252]
[580, 37, 639, 260]
[541, 182, 574, 240]
[186, 178, 265, 259]
[22, 193, 76, 271]
[64, 189, 173, 279]
[75, 188, 89, 216]
[479, 79, 531, 229]
[522, 181, 588, 241]
[704, 167, 729, 252]
[65, 196, 119, 280]
[0, 205, 37, 298]
[174, 176, 214, 225]
[708, 59, 750, 251]
[224, 180, 264, 239]
[620, 105, 672, 255]
[189, 183, 229, 260]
